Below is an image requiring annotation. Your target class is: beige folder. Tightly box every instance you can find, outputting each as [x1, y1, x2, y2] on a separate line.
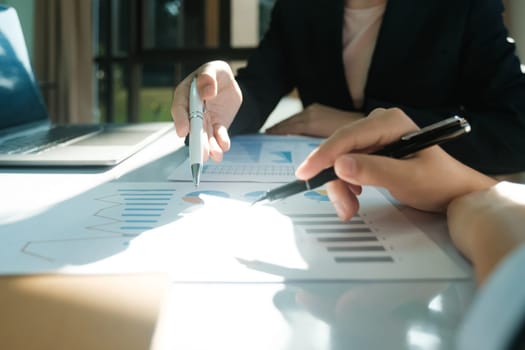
[0, 274, 169, 350]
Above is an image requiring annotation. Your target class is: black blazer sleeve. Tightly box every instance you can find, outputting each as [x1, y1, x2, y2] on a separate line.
[365, 0, 525, 174]
[229, 0, 351, 135]
[229, 0, 303, 135]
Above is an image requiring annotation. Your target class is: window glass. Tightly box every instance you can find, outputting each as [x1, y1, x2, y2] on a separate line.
[143, 0, 210, 49]
[139, 64, 175, 121]
[112, 64, 129, 123]
[94, 0, 276, 122]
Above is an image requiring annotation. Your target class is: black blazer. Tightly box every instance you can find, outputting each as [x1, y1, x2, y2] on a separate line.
[231, 0, 525, 174]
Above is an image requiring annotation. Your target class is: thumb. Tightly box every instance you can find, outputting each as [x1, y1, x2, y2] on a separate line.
[334, 153, 414, 190]
[198, 60, 235, 100]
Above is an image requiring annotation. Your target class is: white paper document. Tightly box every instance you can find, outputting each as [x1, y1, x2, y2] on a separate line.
[0, 182, 468, 282]
[169, 134, 323, 182]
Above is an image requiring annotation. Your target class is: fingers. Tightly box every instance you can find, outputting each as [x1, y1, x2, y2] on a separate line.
[208, 136, 223, 162]
[326, 180, 360, 221]
[296, 108, 417, 180]
[214, 124, 231, 152]
[333, 150, 486, 213]
[202, 115, 221, 162]
[333, 153, 416, 189]
[292, 108, 422, 221]
[199, 60, 238, 100]
[197, 62, 222, 100]
[324, 153, 412, 221]
[207, 123, 231, 163]
[171, 60, 238, 164]
[171, 71, 208, 138]
[171, 61, 234, 138]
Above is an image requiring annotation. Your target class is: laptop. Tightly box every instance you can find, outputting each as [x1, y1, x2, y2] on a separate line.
[0, 6, 172, 166]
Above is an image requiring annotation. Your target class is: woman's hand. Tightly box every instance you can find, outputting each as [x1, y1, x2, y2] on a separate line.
[266, 103, 364, 138]
[296, 108, 496, 220]
[171, 60, 242, 162]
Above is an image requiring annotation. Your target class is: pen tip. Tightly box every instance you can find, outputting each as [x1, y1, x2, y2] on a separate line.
[191, 163, 202, 187]
[251, 195, 269, 206]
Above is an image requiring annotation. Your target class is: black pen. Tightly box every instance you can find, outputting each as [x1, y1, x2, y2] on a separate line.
[252, 116, 471, 205]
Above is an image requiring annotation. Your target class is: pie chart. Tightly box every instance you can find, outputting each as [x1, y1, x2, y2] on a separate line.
[182, 190, 230, 204]
[304, 189, 329, 202]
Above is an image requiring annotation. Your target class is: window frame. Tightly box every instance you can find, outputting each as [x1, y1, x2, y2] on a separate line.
[93, 0, 257, 123]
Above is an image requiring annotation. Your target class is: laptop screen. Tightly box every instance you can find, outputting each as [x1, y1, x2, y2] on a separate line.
[0, 6, 48, 131]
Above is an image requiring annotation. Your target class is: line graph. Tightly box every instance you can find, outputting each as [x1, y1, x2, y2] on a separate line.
[86, 188, 176, 235]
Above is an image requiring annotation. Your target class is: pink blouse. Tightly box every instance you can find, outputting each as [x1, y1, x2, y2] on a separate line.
[343, 0, 387, 109]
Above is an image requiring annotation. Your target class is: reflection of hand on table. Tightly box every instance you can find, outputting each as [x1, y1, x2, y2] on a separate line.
[292, 282, 464, 349]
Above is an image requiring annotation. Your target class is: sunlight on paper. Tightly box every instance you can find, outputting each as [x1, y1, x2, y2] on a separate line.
[72, 193, 309, 280]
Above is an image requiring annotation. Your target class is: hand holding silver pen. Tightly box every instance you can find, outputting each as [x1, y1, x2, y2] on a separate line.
[171, 62, 241, 166]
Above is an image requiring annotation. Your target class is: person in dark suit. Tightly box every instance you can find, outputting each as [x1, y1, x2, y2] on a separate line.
[171, 0, 525, 175]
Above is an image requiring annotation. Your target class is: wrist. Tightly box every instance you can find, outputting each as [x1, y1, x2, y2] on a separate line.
[447, 181, 525, 284]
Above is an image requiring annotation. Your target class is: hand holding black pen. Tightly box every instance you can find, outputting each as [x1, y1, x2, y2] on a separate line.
[253, 116, 471, 205]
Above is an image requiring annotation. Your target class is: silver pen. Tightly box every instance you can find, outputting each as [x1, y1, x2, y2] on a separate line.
[189, 77, 204, 187]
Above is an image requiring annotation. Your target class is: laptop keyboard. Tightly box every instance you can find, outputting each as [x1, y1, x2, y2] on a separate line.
[0, 125, 102, 154]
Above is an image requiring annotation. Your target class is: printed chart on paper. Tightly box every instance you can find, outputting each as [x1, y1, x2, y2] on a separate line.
[0, 182, 468, 282]
[169, 134, 323, 182]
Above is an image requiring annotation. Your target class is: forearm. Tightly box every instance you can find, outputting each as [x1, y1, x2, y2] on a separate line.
[447, 182, 525, 284]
